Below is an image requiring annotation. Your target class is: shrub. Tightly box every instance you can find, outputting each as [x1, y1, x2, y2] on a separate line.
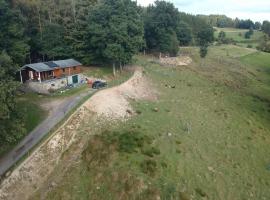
[118, 131, 145, 153]
[116, 130, 152, 153]
[245, 31, 251, 39]
[140, 159, 157, 176]
[142, 147, 160, 157]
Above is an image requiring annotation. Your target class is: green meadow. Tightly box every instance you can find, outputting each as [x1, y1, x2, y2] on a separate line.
[214, 27, 265, 48]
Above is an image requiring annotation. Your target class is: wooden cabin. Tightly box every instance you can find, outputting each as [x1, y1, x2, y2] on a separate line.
[20, 59, 82, 84]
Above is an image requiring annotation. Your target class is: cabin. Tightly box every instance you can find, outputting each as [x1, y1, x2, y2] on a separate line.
[20, 59, 85, 94]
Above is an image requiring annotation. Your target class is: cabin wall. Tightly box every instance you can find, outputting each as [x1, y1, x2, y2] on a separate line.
[53, 66, 81, 78]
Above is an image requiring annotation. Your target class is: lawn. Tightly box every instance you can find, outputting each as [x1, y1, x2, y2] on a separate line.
[214, 27, 265, 48]
[32, 46, 270, 200]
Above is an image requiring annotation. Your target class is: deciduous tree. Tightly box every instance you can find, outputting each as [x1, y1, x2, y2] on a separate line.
[84, 0, 144, 73]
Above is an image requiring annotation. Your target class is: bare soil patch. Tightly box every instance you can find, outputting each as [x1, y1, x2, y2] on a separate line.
[159, 56, 192, 67]
[84, 67, 157, 120]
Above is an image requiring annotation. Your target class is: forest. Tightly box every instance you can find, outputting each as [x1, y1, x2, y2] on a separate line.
[0, 0, 270, 146]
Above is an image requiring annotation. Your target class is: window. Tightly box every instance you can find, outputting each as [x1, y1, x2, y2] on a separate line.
[62, 68, 65, 73]
[73, 66, 77, 70]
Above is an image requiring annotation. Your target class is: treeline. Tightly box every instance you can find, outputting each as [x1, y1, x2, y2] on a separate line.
[0, 0, 213, 146]
[198, 14, 263, 30]
[3, 0, 214, 66]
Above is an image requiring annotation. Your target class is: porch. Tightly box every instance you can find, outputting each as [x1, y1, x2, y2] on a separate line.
[20, 67, 58, 83]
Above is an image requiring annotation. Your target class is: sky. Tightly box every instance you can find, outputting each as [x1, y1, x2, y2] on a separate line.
[136, 0, 270, 22]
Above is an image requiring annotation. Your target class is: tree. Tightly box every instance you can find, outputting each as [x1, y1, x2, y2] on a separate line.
[200, 45, 208, 58]
[257, 35, 270, 53]
[176, 21, 192, 46]
[13, 0, 97, 63]
[197, 26, 214, 46]
[0, 52, 26, 145]
[218, 31, 226, 44]
[84, 0, 144, 73]
[158, 30, 179, 56]
[144, 0, 180, 55]
[236, 19, 254, 29]
[0, 0, 29, 65]
[262, 21, 270, 36]
[40, 23, 71, 60]
[197, 26, 214, 58]
[245, 28, 254, 39]
[254, 22, 262, 30]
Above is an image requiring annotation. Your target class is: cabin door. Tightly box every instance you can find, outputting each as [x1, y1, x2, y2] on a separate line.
[72, 75, 78, 84]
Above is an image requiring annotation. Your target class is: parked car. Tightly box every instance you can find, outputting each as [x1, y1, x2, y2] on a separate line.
[92, 80, 107, 89]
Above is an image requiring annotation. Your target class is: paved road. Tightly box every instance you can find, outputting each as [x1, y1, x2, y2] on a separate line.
[0, 89, 94, 176]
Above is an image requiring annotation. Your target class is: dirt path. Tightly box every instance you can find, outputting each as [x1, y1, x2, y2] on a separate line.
[0, 67, 156, 200]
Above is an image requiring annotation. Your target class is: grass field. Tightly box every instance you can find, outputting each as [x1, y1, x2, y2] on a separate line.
[214, 27, 265, 48]
[32, 45, 270, 200]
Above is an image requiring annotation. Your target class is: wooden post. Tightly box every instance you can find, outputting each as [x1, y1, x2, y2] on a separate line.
[113, 62, 116, 76]
[120, 62, 123, 73]
[38, 72, 41, 83]
[20, 70, 23, 83]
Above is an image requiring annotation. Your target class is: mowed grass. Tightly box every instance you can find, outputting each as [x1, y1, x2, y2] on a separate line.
[32, 46, 270, 200]
[214, 27, 265, 48]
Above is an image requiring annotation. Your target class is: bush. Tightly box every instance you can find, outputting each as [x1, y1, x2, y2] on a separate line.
[140, 159, 157, 176]
[247, 44, 253, 48]
[257, 35, 270, 53]
[142, 147, 160, 157]
[245, 28, 254, 39]
[118, 131, 145, 153]
[245, 31, 251, 39]
[200, 45, 208, 58]
[107, 130, 153, 154]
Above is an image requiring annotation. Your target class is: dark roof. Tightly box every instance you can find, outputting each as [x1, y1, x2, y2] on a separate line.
[44, 61, 58, 68]
[53, 59, 82, 68]
[21, 59, 82, 72]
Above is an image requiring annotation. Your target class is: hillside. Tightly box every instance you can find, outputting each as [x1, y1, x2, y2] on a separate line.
[34, 45, 270, 200]
[1, 45, 269, 200]
[214, 27, 265, 49]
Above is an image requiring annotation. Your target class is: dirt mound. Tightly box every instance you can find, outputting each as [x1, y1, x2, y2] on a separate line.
[159, 56, 192, 66]
[83, 67, 156, 120]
